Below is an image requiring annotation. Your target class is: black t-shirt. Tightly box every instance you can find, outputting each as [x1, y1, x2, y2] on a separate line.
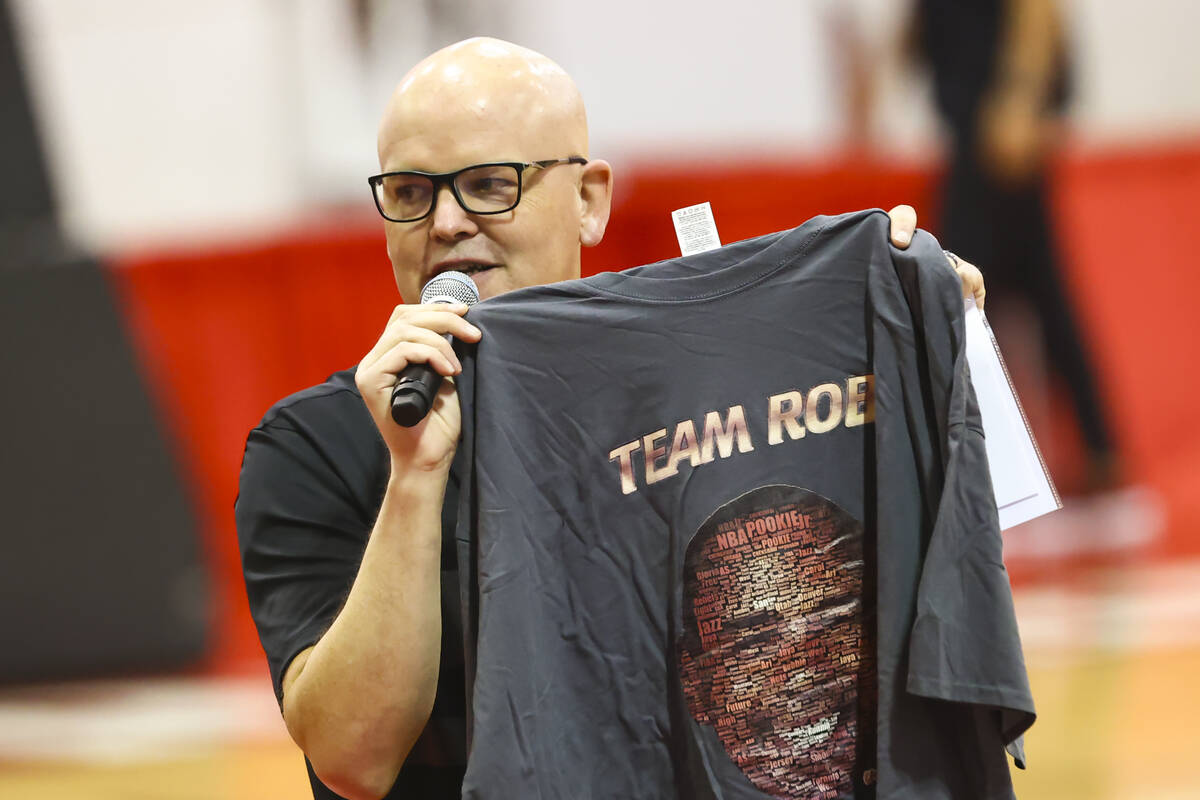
[452, 210, 1034, 798]
[236, 371, 466, 798]
[236, 210, 1034, 799]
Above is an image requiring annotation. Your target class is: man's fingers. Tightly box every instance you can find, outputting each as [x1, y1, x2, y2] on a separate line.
[392, 323, 464, 372]
[401, 309, 482, 341]
[385, 301, 461, 324]
[366, 340, 460, 384]
[384, 301, 471, 330]
[360, 307, 480, 370]
[945, 251, 986, 310]
[362, 327, 463, 377]
[887, 204, 918, 248]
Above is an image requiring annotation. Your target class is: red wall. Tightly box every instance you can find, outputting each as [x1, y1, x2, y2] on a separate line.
[107, 143, 1200, 674]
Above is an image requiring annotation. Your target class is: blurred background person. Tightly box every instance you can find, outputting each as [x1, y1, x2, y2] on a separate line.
[907, 0, 1120, 493]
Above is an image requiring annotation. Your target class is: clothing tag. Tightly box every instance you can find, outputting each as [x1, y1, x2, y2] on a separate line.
[671, 202, 722, 256]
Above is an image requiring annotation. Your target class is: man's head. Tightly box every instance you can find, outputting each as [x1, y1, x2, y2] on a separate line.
[376, 37, 613, 302]
[678, 488, 870, 798]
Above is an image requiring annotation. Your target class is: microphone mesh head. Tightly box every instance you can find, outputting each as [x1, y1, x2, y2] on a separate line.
[421, 271, 481, 306]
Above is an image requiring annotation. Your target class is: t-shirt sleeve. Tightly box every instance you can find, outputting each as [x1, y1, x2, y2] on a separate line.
[235, 388, 386, 707]
[894, 230, 1037, 746]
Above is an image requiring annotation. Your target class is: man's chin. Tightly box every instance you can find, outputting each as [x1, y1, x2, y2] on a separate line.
[721, 716, 855, 788]
[470, 266, 508, 300]
[729, 735, 853, 800]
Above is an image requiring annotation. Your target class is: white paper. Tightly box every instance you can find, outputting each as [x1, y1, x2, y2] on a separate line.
[671, 202, 722, 256]
[964, 299, 1062, 529]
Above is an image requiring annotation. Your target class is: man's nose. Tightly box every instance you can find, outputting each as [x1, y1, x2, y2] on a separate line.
[428, 184, 477, 241]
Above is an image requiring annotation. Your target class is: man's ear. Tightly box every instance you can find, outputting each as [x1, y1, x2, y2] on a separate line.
[578, 159, 613, 248]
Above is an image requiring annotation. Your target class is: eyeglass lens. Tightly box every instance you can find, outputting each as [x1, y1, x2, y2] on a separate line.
[375, 164, 521, 221]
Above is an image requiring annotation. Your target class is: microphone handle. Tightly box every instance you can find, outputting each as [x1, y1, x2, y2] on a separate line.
[389, 333, 451, 427]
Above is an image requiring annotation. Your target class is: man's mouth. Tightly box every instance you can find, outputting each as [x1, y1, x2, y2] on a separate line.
[431, 261, 500, 282]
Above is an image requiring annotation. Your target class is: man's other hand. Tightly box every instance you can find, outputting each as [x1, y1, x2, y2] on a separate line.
[887, 204, 987, 310]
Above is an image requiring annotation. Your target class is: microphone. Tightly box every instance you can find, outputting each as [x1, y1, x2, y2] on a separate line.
[390, 271, 481, 426]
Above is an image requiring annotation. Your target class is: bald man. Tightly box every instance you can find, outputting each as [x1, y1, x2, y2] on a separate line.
[237, 37, 986, 800]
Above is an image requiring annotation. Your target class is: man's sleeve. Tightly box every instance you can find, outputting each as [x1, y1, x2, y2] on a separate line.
[235, 390, 384, 707]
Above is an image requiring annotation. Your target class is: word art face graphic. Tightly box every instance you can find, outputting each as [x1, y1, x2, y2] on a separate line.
[679, 486, 875, 800]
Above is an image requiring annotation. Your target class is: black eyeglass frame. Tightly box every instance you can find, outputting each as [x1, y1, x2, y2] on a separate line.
[367, 156, 588, 222]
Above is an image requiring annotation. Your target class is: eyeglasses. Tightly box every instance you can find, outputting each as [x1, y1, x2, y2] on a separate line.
[367, 157, 588, 223]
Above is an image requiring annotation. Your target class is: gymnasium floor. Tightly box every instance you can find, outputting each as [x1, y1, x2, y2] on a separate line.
[4, 561, 1198, 799]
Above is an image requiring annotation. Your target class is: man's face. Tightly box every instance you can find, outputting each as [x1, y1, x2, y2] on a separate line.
[679, 492, 871, 799]
[377, 103, 588, 303]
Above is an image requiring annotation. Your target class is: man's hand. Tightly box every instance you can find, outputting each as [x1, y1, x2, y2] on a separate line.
[355, 303, 482, 472]
[887, 204, 987, 310]
[944, 251, 985, 310]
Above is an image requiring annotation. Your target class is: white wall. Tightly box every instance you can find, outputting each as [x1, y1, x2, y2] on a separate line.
[1068, 0, 1200, 142]
[12, 0, 303, 250]
[11, 0, 1200, 253]
[519, 0, 847, 156]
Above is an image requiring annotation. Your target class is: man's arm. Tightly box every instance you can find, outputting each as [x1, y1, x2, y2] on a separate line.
[280, 469, 448, 800]
[274, 303, 480, 800]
